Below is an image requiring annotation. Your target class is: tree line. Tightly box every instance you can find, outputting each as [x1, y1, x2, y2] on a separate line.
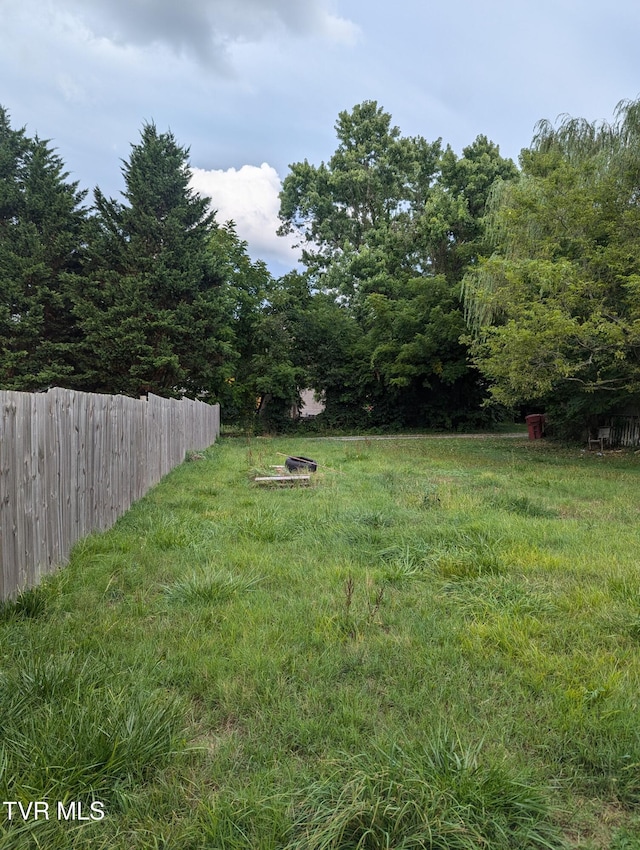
[2, 99, 639, 432]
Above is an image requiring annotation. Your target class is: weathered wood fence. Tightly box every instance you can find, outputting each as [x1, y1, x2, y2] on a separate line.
[608, 415, 640, 447]
[0, 388, 220, 601]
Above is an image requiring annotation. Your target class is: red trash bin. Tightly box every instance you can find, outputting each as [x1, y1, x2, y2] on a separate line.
[525, 414, 545, 440]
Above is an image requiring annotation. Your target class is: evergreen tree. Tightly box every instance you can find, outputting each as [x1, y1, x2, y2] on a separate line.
[0, 106, 87, 390]
[76, 123, 235, 400]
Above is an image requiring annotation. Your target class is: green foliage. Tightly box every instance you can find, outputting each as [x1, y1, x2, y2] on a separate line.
[0, 652, 183, 802]
[164, 568, 262, 605]
[279, 102, 516, 430]
[0, 107, 87, 390]
[0, 583, 50, 622]
[464, 99, 640, 429]
[424, 135, 518, 281]
[74, 123, 235, 400]
[279, 100, 442, 295]
[279, 101, 441, 274]
[1, 101, 519, 427]
[249, 271, 310, 427]
[206, 221, 295, 423]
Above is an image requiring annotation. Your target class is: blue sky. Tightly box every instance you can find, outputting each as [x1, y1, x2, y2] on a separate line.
[2, 0, 638, 274]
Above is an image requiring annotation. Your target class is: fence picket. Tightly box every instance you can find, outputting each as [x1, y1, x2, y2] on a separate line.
[0, 388, 220, 600]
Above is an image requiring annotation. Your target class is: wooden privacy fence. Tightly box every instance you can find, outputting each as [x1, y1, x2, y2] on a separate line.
[0, 388, 220, 601]
[608, 415, 640, 447]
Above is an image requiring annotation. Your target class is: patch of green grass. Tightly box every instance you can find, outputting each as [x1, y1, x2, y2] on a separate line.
[1, 436, 640, 847]
[285, 735, 561, 850]
[378, 543, 432, 584]
[164, 568, 262, 605]
[0, 651, 183, 804]
[0, 583, 50, 622]
[486, 490, 559, 518]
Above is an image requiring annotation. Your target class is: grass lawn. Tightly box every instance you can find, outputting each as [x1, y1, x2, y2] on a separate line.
[1, 435, 639, 849]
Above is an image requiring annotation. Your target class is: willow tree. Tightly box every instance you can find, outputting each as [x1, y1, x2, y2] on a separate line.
[463, 99, 640, 428]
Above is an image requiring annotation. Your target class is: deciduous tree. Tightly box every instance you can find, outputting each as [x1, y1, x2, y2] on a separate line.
[463, 99, 640, 430]
[279, 103, 513, 428]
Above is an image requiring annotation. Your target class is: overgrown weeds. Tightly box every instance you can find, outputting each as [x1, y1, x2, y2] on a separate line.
[338, 574, 385, 638]
[1, 436, 639, 847]
[286, 735, 562, 850]
[0, 652, 183, 804]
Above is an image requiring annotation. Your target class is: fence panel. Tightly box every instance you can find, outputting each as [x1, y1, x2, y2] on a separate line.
[0, 388, 220, 600]
[608, 415, 640, 447]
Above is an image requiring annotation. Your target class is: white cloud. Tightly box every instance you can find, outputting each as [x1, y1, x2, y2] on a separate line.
[190, 163, 300, 270]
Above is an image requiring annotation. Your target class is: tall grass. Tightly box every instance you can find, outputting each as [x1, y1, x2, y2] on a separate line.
[0, 651, 183, 803]
[1, 435, 639, 848]
[286, 735, 559, 850]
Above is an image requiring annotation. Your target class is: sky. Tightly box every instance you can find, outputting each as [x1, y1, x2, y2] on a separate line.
[1, 0, 639, 275]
